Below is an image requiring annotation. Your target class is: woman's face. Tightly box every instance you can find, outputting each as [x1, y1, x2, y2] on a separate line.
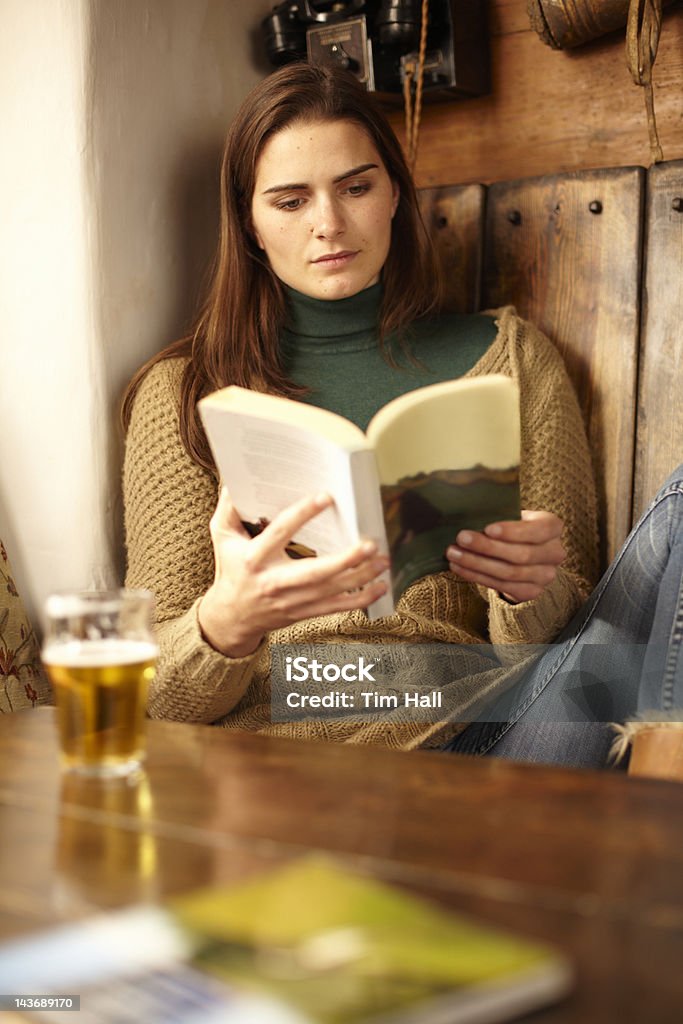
[250, 118, 399, 301]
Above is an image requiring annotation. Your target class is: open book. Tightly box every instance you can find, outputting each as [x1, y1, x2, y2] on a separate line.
[199, 375, 520, 619]
[0, 857, 572, 1024]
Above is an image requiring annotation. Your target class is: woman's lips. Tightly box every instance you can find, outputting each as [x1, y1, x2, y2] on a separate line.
[312, 251, 358, 269]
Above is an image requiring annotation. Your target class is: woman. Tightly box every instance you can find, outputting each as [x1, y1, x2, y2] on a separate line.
[122, 63, 681, 764]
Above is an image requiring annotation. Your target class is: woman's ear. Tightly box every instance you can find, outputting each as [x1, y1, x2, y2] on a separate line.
[249, 219, 265, 250]
[245, 205, 265, 250]
[391, 181, 400, 218]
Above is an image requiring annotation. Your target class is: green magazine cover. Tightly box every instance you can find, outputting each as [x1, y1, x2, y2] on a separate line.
[0, 856, 572, 1023]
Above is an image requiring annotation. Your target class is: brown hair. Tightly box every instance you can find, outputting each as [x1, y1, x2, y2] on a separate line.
[122, 62, 440, 472]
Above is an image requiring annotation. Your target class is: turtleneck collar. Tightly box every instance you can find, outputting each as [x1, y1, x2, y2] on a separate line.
[283, 283, 382, 351]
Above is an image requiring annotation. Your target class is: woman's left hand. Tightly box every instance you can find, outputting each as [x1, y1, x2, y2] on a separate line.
[446, 510, 566, 604]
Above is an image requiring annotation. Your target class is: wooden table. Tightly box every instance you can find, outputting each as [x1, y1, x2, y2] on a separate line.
[1, 708, 683, 1022]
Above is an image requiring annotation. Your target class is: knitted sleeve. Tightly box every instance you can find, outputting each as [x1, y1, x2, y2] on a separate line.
[482, 313, 600, 645]
[123, 359, 263, 722]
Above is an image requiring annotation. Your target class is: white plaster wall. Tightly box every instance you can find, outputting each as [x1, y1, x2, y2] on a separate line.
[0, 0, 108, 629]
[0, 0, 273, 630]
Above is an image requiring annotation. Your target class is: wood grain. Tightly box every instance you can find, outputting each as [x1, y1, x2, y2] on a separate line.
[388, 3, 683, 188]
[2, 709, 683, 1021]
[489, 0, 535, 36]
[633, 159, 683, 518]
[418, 184, 485, 312]
[481, 167, 644, 565]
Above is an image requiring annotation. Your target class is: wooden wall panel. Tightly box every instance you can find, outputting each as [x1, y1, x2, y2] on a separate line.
[388, 2, 683, 188]
[633, 160, 683, 519]
[418, 184, 485, 313]
[488, 0, 533, 35]
[481, 167, 644, 565]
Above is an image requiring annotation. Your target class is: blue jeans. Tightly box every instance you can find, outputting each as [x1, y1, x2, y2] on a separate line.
[446, 466, 683, 768]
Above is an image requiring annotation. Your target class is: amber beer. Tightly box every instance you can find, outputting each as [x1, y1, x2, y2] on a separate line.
[44, 640, 157, 774]
[43, 590, 157, 777]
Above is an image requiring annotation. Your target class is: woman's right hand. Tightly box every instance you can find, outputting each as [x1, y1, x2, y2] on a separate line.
[197, 488, 390, 658]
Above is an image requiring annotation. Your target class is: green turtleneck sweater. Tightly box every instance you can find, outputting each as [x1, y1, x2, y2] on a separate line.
[281, 284, 497, 431]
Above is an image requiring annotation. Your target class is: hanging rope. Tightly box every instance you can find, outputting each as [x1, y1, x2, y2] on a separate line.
[625, 0, 664, 163]
[403, 0, 429, 175]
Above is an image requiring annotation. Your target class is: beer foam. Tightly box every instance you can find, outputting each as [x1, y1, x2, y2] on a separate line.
[42, 638, 158, 667]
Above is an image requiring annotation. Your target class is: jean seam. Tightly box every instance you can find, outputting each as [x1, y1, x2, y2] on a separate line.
[491, 635, 587, 740]
[661, 593, 683, 711]
[476, 724, 507, 754]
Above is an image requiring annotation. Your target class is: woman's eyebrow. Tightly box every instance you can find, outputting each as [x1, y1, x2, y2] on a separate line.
[261, 163, 379, 195]
[333, 162, 378, 183]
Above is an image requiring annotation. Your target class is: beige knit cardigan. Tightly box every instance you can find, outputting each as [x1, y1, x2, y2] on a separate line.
[124, 309, 599, 749]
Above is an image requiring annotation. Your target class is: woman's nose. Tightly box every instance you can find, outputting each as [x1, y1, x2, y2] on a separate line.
[311, 195, 345, 239]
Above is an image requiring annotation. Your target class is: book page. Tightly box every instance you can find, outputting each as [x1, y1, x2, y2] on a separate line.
[201, 407, 365, 555]
[200, 385, 367, 448]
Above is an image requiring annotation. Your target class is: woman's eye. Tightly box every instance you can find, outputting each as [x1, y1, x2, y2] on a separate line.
[276, 197, 305, 211]
[346, 183, 370, 197]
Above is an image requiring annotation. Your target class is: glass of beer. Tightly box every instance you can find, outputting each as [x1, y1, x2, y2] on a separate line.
[42, 589, 158, 777]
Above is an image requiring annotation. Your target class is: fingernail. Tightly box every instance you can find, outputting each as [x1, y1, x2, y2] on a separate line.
[485, 524, 502, 537]
[361, 540, 377, 555]
[314, 493, 332, 508]
[457, 532, 472, 546]
[446, 546, 462, 560]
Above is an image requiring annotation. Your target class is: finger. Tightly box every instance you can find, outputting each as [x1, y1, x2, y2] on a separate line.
[447, 560, 548, 602]
[278, 539, 385, 588]
[482, 512, 563, 545]
[521, 510, 560, 522]
[294, 549, 388, 593]
[253, 493, 333, 557]
[260, 553, 389, 607]
[333, 556, 390, 594]
[211, 487, 251, 538]
[447, 547, 558, 588]
[450, 532, 565, 568]
[252, 559, 389, 623]
[295, 577, 390, 619]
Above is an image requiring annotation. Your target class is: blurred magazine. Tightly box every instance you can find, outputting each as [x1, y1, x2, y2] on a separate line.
[0, 856, 572, 1023]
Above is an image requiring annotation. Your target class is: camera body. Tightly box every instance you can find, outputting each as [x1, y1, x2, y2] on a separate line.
[261, 1, 489, 103]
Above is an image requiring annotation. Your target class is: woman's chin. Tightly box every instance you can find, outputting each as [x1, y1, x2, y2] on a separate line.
[301, 272, 379, 302]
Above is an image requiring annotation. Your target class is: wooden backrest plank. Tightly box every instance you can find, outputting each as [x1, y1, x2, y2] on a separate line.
[633, 159, 683, 521]
[480, 168, 644, 565]
[418, 184, 485, 314]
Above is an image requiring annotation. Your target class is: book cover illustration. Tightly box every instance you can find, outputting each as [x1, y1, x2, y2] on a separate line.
[366, 376, 521, 597]
[381, 464, 520, 596]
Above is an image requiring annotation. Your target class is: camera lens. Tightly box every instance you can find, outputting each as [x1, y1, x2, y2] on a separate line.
[375, 0, 422, 49]
[262, 2, 307, 65]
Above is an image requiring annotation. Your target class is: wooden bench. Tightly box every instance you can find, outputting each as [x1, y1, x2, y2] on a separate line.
[420, 158, 683, 568]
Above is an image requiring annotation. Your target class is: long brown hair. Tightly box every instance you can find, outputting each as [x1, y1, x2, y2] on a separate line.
[122, 62, 440, 472]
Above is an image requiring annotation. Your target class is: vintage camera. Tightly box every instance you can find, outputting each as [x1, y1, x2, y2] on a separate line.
[261, 1, 489, 102]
